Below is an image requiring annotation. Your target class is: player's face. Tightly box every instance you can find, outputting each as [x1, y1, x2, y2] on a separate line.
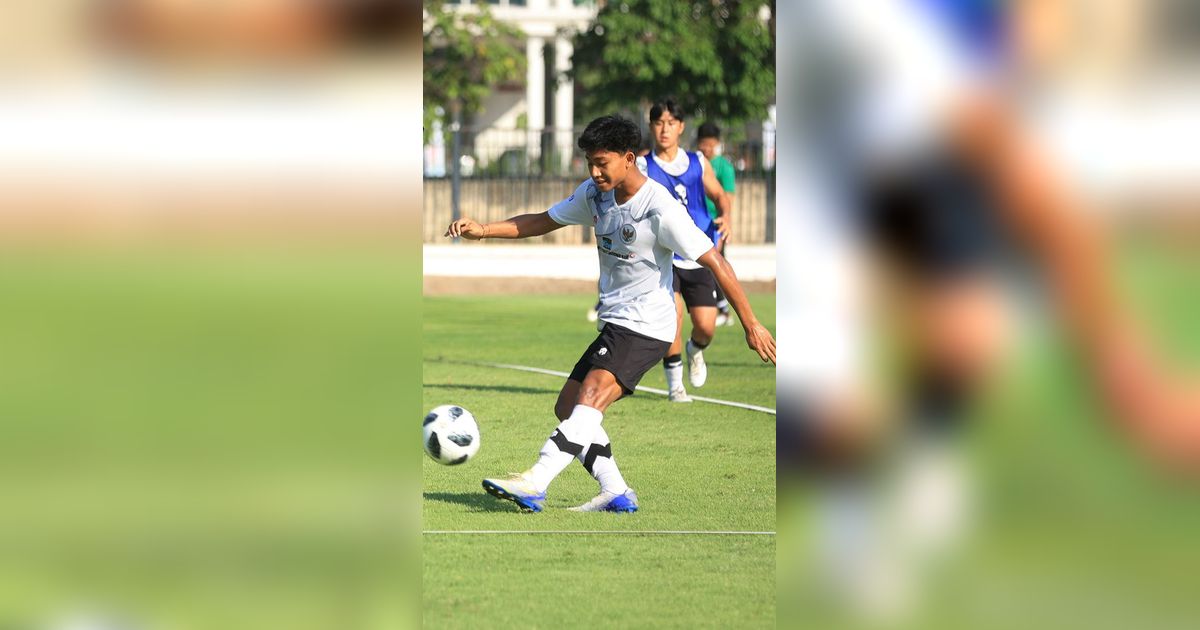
[697, 137, 719, 161]
[586, 149, 633, 191]
[650, 113, 684, 151]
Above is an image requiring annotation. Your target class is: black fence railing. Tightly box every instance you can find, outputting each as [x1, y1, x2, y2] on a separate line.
[423, 125, 775, 244]
[425, 126, 775, 179]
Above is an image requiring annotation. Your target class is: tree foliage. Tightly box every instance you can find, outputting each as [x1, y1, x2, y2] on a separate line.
[570, 0, 774, 128]
[423, 0, 526, 138]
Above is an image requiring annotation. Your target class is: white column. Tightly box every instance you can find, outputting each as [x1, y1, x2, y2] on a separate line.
[553, 35, 574, 173]
[525, 35, 545, 162]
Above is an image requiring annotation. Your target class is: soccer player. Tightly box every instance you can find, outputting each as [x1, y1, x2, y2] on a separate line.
[783, 0, 1200, 619]
[641, 99, 733, 402]
[696, 121, 738, 326]
[445, 115, 775, 513]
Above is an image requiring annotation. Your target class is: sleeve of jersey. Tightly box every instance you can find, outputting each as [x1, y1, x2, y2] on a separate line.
[655, 193, 717, 262]
[547, 181, 595, 226]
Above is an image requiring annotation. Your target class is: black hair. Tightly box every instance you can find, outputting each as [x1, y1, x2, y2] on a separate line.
[697, 121, 721, 141]
[577, 115, 641, 155]
[648, 98, 686, 123]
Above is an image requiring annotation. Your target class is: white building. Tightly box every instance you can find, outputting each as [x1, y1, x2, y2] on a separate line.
[435, 0, 598, 173]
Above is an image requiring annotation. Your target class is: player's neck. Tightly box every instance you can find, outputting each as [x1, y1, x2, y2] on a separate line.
[655, 145, 681, 162]
[614, 170, 646, 205]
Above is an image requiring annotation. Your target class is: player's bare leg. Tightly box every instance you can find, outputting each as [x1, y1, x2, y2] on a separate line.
[664, 293, 692, 401]
[555, 379, 582, 420]
[688, 306, 717, 348]
[486, 370, 626, 512]
[563, 368, 638, 512]
[845, 274, 1008, 617]
[574, 368, 624, 412]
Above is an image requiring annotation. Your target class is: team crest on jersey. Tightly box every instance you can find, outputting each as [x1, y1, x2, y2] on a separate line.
[620, 224, 636, 244]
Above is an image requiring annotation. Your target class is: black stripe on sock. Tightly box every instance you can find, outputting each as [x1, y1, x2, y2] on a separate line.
[582, 442, 613, 474]
[663, 354, 683, 369]
[690, 338, 710, 350]
[550, 429, 585, 457]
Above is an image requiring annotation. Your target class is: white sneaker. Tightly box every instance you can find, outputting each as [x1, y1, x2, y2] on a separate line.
[668, 385, 692, 402]
[481, 471, 546, 512]
[715, 311, 729, 327]
[685, 339, 708, 388]
[568, 488, 639, 513]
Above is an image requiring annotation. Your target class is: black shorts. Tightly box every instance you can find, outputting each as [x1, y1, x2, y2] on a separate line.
[568, 323, 671, 396]
[862, 147, 1006, 280]
[672, 265, 720, 310]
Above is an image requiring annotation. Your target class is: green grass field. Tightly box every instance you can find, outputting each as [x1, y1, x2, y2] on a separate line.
[422, 293, 778, 629]
[3, 236, 1195, 630]
[0, 248, 421, 630]
[779, 235, 1200, 630]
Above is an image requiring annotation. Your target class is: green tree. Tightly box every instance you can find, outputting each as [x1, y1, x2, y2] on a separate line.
[423, 0, 526, 141]
[571, 0, 774, 128]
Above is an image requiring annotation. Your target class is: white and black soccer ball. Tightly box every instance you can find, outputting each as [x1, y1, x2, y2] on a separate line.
[423, 404, 480, 465]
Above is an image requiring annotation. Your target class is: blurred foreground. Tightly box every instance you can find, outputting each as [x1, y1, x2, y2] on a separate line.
[0, 2, 422, 628]
[777, 1, 1200, 627]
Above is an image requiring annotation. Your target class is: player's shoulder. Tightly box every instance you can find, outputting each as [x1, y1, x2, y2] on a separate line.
[638, 178, 684, 217]
[639, 176, 672, 198]
[566, 179, 601, 206]
[576, 178, 597, 197]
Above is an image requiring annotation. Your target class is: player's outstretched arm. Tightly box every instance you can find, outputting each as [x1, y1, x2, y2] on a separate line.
[445, 212, 564, 240]
[697, 248, 775, 364]
[950, 94, 1200, 471]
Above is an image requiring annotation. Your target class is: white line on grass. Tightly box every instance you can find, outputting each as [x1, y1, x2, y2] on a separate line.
[479, 361, 776, 416]
[423, 530, 776, 536]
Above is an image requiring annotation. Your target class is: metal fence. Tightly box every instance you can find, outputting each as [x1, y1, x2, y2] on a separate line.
[423, 125, 775, 244]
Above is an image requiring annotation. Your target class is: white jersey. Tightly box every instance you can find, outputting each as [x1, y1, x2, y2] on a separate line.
[782, 0, 988, 399]
[636, 151, 712, 270]
[549, 178, 715, 342]
[636, 150, 710, 178]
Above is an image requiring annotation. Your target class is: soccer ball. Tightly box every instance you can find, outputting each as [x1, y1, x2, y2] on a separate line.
[423, 404, 480, 465]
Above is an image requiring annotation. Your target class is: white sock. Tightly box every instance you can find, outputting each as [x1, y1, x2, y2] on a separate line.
[526, 405, 603, 493]
[664, 358, 684, 391]
[577, 425, 629, 494]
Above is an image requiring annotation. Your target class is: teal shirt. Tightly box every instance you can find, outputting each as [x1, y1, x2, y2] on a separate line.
[705, 155, 736, 219]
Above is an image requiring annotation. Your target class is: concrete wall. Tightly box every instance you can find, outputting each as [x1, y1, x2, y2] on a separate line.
[423, 177, 775, 245]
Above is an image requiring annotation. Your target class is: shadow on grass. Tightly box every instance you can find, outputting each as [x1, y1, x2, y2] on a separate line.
[702, 361, 774, 368]
[424, 383, 560, 396]
[424, 491, 519, 513]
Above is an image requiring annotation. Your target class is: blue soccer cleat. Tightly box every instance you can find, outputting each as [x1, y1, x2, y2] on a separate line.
[568, 488, 639, 513]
